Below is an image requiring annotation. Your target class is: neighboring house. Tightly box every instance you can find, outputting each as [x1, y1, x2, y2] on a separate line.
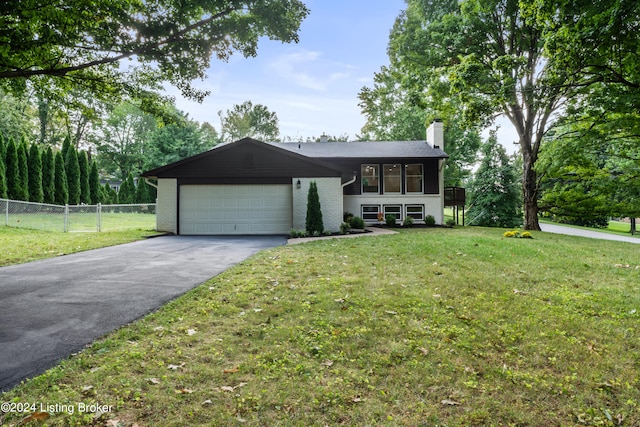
[142, 121, 447, 235]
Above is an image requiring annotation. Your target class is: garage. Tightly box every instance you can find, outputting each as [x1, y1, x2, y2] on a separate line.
[179, 184, 292, 235]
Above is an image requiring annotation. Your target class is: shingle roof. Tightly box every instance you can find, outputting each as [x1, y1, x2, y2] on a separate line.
[269, 140, 448, 159]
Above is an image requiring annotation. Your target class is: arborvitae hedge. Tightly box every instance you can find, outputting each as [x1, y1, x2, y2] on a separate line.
[17, 140, 29, 201]
[42, 147, 55, 204]
[89, 161, 100, 204]
[65, 146, 80, 205]
[0, 133, 6, 199]
[28, 144, 44, 202]
[305, 181, 324, 235]
[78, 151, 90, 204]
[54, 151, 68, 205]
[5, 138, 21, 200]
[118, 173, 136, 204]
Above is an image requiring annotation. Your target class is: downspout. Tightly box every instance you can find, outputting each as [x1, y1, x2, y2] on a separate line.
[144, 177, 158, 189]
[342, 172, 357, 188]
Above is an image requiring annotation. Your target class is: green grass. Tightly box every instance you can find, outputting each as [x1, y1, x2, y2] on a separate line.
[4, 211, 156, 233]
[1, 227, 639, 426]
[0, 227, 159, 267]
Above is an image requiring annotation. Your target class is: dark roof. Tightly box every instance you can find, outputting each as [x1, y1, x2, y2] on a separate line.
[269, 140, 448, 159]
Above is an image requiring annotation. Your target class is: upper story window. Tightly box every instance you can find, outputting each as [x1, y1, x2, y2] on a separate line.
[383, 164, 402, 193]
[362, 164, 379, 193]
[405, 164, 423, 193]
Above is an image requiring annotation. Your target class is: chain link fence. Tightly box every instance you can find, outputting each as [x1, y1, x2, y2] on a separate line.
[1, 199, 156, 232]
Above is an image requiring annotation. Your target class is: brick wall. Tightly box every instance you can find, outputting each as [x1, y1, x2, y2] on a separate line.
[156, 179, 177, 234]
[292, 177, 343, 233]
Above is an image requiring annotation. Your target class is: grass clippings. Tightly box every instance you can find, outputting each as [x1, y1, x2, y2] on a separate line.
[1, 227, 639, 426]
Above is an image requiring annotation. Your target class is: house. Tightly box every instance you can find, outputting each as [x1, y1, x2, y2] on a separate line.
[141, 121, 447, 235]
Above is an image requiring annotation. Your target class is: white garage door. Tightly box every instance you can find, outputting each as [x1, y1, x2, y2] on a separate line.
[180, 185, 292, 235]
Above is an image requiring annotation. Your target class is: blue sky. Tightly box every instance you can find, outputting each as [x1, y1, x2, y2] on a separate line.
[169, 0, 407, 140]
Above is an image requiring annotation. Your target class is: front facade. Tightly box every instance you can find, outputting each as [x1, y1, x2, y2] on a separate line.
[143, 122, 447, 235]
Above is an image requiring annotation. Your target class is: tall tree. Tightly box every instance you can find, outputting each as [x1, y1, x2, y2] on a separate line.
[89, 161, 100, 205]
[42, 147, 55, 204]
[467, 131, 521, 227]
[118, 173, 136, 204]
[219, 101, 280, 142]
[0, 0, 309, 105]
[78, 151, 90, 204]
[4, 138, 20, 200]
[94, 103, 157, 179]
[65, 146, 81, 204]
[305, 181, 324, 235]
[27, 143, 44, 202]
[53, 151, 68, 205]
[0, 133, 6, 198]
[17, 140, 29, 201]
[383, 0, 640, 230]
[143, 120, 217, 171]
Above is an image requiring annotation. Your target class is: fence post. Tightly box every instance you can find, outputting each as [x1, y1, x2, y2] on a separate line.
[64, 204, 69, 232]
[5, 199, 8, 226]
[97, 203, 102, 232]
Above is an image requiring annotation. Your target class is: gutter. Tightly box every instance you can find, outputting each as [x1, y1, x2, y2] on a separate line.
[342, 172, 357, 188]
[144, 177, 158, 189]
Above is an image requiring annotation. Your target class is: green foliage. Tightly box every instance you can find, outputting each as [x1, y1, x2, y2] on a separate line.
[41, 147, 55, 204]
[65, 146, 81, 204]
[467, 132, 521, 228]
[0, 133, 6, 198]
[27, 143, 43, 202]
[402, 216, 414, 227]
[53, 151, 68, 205]
[0, 0, 309, 107]
[339, 222, 351, 235]
[118, 173, 136, 204]
[78, 151, 90, 204]
[219, 100, 280, 142]
[348, 216, 365, 229]
[385, 214, 397, 227]
[305, 181, 324, 235]
[89, 161, 100, 204]
[424, 214, 436, 227]
[4, 138, 20, 200]
[17, 140, 29, 201]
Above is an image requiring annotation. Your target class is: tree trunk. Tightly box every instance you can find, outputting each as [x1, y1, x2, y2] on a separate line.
[522, 151, 541, 231]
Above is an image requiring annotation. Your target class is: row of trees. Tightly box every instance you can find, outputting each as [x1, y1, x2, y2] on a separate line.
[0, 132, 154, 205]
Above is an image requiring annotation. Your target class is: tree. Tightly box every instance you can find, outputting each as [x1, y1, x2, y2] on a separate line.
[467, 131, 521, 227]
[42, 147, 55, 204]
[78, 151, 90, 204]
[65, 146, 81, 204]
[118, 173, 136, 204]
[89, 161, 100, 205]
[54, 151, 68, 205]
[0, 0, 309, 105]
[383, 0, 640, 230]
[305, 181, 324, 235]
[27, 143, 44, 202]
[0, 133, 6, 199]
[4, 138, 20, 200]
[17, 140, 29, 201]
[94, 103, 157, 179]
[219, 101, 280, 142]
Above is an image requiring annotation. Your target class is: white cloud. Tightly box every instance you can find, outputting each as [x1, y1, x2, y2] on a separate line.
[268, 49, 353, 91]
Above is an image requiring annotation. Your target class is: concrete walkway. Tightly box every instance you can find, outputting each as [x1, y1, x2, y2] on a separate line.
[540, 223, 640, 244]
[287, 227, 396, 245]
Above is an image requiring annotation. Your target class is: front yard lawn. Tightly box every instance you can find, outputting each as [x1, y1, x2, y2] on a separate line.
[1, 227, 639, 426]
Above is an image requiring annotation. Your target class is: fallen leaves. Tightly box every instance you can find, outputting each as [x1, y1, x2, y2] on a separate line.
[223, 366, 240, 374]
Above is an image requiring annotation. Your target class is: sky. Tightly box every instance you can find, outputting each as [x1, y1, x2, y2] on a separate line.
[167, 0, 520, 150]
[168, 0, 407, 141]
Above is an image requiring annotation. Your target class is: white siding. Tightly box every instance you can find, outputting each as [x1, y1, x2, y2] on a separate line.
[292, 177, 343, 233]
[156, 179, 178, 234]
[344, 194, 444, 225]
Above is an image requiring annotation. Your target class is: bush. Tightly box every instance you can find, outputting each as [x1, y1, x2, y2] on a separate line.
[289, 229, 307, 238]
[402, 216, 414, 227]
[349, 216, 365, 229]
[425, 215, 436, 227]
[385, 214, 397, 227]
[446, 218, 456, 227]
[305, 181, 324, 235]
[339, 222, 351, 235]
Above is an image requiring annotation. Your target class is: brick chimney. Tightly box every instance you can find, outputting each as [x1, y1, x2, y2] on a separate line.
[427, 119, 444, 151]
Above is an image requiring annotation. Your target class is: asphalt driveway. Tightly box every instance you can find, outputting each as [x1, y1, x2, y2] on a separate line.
[0, 235, 286, 392]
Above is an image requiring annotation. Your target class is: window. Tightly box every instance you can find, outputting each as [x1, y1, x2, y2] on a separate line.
[405, 164, 423, 193]
[383, 163, 401, 193]
[384, 205, 402, 221]
[361, 164, 379, 193]
[405, 205, 424, 221]
[362, 205, 381, 221]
